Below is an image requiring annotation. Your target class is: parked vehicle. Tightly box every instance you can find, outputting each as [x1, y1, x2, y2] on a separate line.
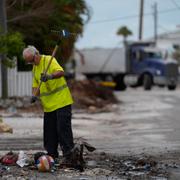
[74, 41, 179, 90]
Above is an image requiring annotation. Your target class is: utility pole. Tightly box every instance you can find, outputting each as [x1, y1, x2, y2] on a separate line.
[0, 0, 8, 99]
[139, 0, 144, 40]
[153, 2, 158, 43]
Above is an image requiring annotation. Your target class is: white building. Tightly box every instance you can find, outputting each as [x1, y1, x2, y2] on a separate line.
[154, 29, 180, 55]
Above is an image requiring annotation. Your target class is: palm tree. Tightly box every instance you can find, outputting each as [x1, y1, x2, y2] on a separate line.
[117, 26, 132, 46]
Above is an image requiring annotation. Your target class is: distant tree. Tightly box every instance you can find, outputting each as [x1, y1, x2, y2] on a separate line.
[117, 26, 132, 46]
[6, 0, 91, 70]
[0, 31, 25, 68]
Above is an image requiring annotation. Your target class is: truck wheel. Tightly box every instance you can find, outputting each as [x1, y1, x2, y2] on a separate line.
[143, 74, 152, 90]
[115, 82, 126, 91]
[114, 75, 126, 91]
[168, 85, 176, 90]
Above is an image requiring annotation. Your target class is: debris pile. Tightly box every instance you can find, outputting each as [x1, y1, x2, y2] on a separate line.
[0, 80, 118, 114]
[90, 153, 171, 179]
[69, 80, 118, 109]
[1, 151, 177, 179]
[0, 140, 97, 179]
[0, 118, 13, 134]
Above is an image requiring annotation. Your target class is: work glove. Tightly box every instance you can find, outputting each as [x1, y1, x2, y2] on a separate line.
[40, 73, 53, 82]
[30, 96, 38, 104]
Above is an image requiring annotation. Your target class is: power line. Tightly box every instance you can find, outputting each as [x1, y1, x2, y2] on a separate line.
[170, 0, 180, 9]
[90, 7, 179, 24]
[158, 25, 171, 32]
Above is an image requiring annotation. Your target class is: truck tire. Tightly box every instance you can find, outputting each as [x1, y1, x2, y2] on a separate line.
[114, 75, 126, 91]
[115, 82, 126, 91]
[143, 74, 152, 90]
[168, 85, 176, 90]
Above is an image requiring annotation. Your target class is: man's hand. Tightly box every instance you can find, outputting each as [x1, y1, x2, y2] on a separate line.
[40, 73, 53, 82]
[30, 96, 38, 104]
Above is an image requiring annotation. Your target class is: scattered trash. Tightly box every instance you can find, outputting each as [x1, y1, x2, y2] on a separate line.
[36, 155, 55, 172]
[34, 152, 46, 165]
[0, 151, 18, 165]
[164, 162, 179, 169]
[0, 164, 10, 173]
[136, 157, 157, 167]
[16, 151, 29, 168]
[68, 138, 96, 172]
[0, 151, 178, 179]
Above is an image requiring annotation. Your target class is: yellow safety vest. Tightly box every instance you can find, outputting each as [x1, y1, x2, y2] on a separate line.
[32, 55, 73, 112]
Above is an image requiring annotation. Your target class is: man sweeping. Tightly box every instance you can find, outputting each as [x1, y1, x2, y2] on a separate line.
[23, 45, 74, 166]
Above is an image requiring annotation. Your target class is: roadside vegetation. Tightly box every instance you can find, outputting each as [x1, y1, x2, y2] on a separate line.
[2, 0, 91, 70]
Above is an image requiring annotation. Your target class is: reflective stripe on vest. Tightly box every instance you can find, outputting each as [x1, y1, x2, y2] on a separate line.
[40, 84, 68, 97]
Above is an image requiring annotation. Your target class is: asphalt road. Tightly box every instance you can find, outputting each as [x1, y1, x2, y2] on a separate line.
[1, 87, 180, 156]
[73, 87, 180, 155]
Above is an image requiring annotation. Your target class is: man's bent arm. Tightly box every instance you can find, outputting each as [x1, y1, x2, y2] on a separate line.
[51, 71, 64, 79]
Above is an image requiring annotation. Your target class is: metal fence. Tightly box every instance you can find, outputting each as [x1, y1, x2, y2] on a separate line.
[0, 63, 32, 97]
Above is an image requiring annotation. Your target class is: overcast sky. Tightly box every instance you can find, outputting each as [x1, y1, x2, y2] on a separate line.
[75, 0, 180, 49]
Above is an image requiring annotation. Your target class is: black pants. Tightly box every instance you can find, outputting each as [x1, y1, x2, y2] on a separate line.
[43, 105, 74, 158]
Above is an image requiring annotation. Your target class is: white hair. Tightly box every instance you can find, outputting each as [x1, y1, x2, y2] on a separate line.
[23, 45, 39, 58]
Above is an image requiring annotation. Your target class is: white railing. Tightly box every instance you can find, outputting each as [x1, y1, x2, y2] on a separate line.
[0, 63, 32, 97]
